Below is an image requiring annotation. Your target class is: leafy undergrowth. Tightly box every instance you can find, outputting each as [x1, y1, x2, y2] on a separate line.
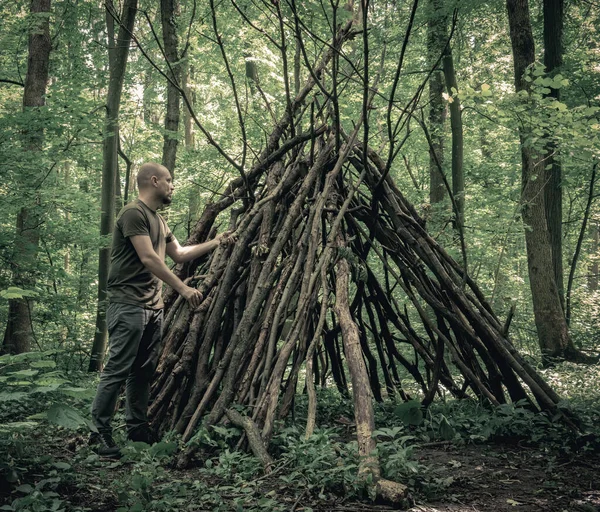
[1, 355, 600, 511]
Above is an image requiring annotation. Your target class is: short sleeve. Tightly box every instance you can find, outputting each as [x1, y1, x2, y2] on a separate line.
[120, 208, 150, 238]
[164, 220, 174, 244]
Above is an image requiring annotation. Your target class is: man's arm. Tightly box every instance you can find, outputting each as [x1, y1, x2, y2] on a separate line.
[166, 233, 229, 264]
[130, 235, 203, 307]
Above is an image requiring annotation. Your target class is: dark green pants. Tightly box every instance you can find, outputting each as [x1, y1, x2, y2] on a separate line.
[91, 302, 163, 435]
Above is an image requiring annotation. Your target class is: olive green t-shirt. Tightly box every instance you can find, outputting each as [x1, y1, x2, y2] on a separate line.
[107, 199, 174, 309]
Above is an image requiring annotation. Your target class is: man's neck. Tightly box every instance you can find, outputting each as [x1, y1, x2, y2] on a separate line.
[137, 193, 161, 212]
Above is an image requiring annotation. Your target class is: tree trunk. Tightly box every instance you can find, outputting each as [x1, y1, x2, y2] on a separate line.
[2, 0, 52, 354]
[427, 0, 447, 208]
[543, 0, 564, 309]
[161, 0, 181, 175]
[506, 0, 574, 363]
[182, 61, 201, 236]
[182, 61, 194, 149]
[89, 0, 138, 372]
[442, 43, 464, 234]
[335, 243, 407, 501]
[589, 219, 599, 292]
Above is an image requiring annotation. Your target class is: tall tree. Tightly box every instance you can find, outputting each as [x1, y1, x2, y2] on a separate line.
[89, 0, 138, 372]
[427, 0, 447, 207]
[505, 0, 576, 363]
[2, 0, 52, 354]
[543, 0, 564, 308]
[442, 27, 464, 234]
[589, 219, 599, 292]
[161, 0, 181, 175]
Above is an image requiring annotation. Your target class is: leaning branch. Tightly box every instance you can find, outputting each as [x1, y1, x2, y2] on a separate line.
[0, 78, 24, 87]
[566, 163, 597, 326]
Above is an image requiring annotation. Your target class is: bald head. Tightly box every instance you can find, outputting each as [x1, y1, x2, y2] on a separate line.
[137, 162, 170, 191]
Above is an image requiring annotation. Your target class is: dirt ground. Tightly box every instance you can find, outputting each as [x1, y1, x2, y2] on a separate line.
[270, 442, 599, 512]
[408, 443, 599, 512]
[289, 442, 600, 512]
[3, 435, 598, 511]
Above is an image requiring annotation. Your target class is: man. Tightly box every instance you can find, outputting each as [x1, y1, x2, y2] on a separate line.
[90, 162, 228, 457]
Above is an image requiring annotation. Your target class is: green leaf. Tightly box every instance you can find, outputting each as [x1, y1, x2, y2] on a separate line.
[439, 416, 456, 440]
[0, 287, 38, 300]
[60, 386, 95, 399]
[16, 484, 33, 494]
[35, 377, 69, 387]
[46, 403, 89, 430]
[30, 360, 56, 369]
[0, 391, 28, 402]
[393, 400, 424, 426]
[0, 421, 38, 431]
[53, 462, 71, 470]
[27, 412, 47, 420]
[6, 352, 43, 364]
[32, 384, 63, 394]
[7, 381, 33, 387]
[150, 441, 177, 458]
[8, 369, 39, 378]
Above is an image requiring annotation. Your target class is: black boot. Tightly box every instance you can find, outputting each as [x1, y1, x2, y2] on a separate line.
[127, 424, 159, 445]
[89, 431, 121, 458]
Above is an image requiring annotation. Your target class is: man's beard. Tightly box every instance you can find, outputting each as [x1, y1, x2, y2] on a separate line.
[162, 195, 173, 205]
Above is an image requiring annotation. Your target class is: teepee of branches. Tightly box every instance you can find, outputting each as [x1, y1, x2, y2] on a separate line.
[145, 6, 565, 500]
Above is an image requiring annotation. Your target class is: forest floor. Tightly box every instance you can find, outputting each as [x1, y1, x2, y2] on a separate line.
[2, 428, 599, 512]
[2, 362, 600, 512]
[409, 443, 599, 512]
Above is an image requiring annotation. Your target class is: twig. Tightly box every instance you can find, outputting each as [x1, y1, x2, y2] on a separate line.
[566, 163, 597, 326]
[209, 0, 251, 200]
[0, 78, 24, 87]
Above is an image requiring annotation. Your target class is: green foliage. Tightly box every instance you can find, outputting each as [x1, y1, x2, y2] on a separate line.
[273, 425, 361, 497]
[0, 288, 39, 300]
[372, 426, 454, 499]
[0, 351, 94, 429]
[0, 449, 80, 512]
[373, 427, 419, 478]
[46, 404, 92, 431]
[0, 352, 97, 502]
[394, 399, 424, 426]
[110, 441, 182, 512]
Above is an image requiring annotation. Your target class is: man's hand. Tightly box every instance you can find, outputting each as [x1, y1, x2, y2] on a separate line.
[181, 286, 203, 308]
[218, 230, 238, 247]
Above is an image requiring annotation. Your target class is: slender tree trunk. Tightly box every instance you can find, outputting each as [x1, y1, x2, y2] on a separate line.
[182, 62, 194, 149]
[566, 165, 597, 326]
[182, 61, 202, 236]
[335, 245, 407, 501]
[589, 219, 599, 292]
[543, 0, 564, 309]
[442, 42, 464, 233]
[335, 257, 377, 476]
[161, 0, 181, 175]
[89, 0, 138, 371]
[245, 43, 259, 92]
[2, 0, 52, 355]
[506, 0, 573, 363]
[427, 0, 446, 207]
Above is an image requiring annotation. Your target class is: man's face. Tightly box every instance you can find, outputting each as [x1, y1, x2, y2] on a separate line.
[155, 170, 174, 205]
